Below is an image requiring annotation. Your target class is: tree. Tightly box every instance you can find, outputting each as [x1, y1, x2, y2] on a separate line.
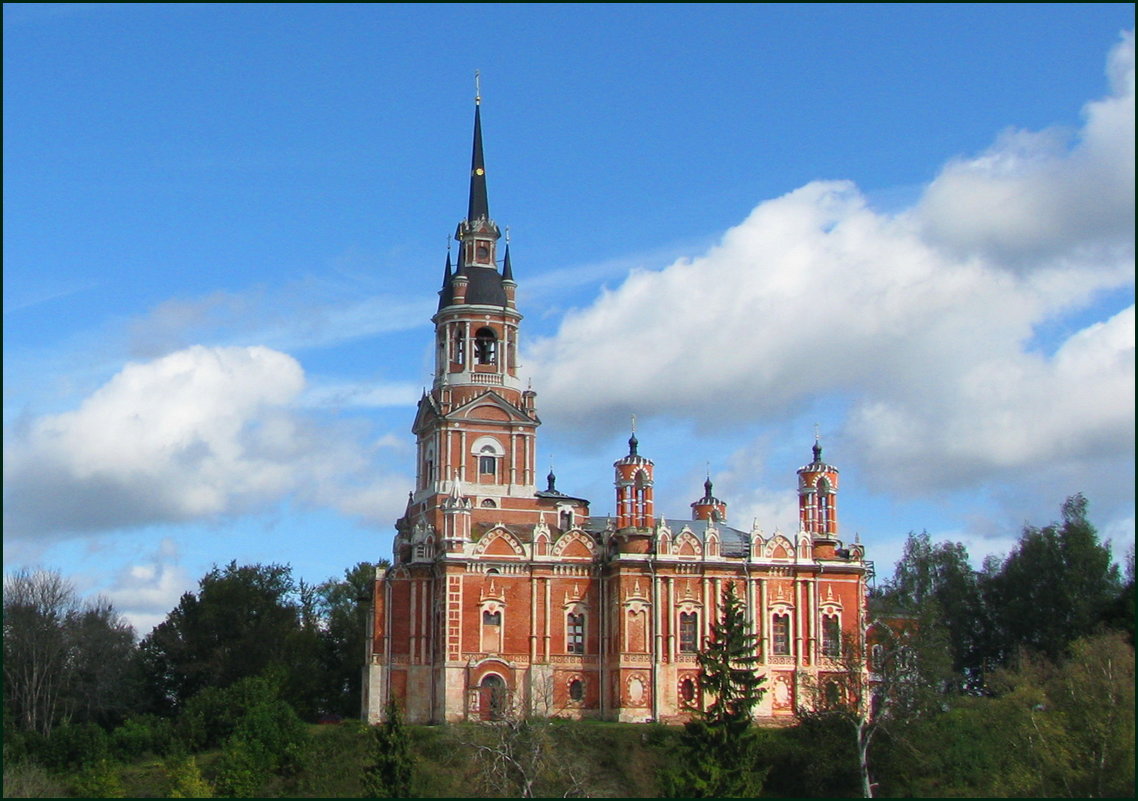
[3, 568, 136, 737]
[873, 532, 989, 689]
[315, 561, 386, 717]
[137, 562, 319, 717]
[663, 581, 768, 798]
[3, 569, 79, 737]
[362, 699, 414, 798]
[986, 494, 1121, 664]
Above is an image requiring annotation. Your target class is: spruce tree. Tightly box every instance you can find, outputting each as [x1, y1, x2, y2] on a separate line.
[663, 581, 768, 797]
[363, 699, 414, 798]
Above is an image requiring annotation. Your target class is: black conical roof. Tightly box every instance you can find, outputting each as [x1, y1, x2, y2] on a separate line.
[467, 101, 489, 222]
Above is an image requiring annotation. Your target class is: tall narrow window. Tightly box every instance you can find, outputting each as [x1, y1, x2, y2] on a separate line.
[566, 613, 585, 654]
[679, 612, 699, 653]
[773, 613, 790, 656]
[478, 446, 497, 478]
[818, 479, 832, 532]
[482, 610, 502, 653]
[452, 329, 465, 366]
[474, 327, 497, 365]
[822, 615, 841, 657]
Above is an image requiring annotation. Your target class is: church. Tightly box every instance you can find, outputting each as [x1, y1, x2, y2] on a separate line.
[364, 95, 871, 725]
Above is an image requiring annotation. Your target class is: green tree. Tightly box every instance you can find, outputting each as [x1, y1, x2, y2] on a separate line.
[316, 561, 386, 717]
[363, 699, 414, 798]
[137, 562, 320, 717]
[663, 581, 768, 798]
[873, 532, 989, 689]
[987, 494, 1121, 664]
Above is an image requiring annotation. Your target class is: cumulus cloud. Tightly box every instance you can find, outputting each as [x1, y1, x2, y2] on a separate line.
[917, 31, 1134, 267]
[4, 345, 408, 540]
[526, 34, 1135, 507]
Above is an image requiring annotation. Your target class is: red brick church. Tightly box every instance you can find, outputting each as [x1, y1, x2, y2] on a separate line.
[364, 96, 871, 724]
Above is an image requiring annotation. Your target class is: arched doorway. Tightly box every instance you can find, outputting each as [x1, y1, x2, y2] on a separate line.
[479, 674, 507, 720]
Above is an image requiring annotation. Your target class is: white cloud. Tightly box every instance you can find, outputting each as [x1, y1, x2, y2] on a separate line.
[100, 538, 195, 635]
[3, 344, 409, 540]
[916, 32, 1134, 268]
[524, 34, 1135, 515]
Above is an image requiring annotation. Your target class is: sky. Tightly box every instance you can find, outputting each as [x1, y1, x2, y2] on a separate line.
[4, 3, 1134, 635]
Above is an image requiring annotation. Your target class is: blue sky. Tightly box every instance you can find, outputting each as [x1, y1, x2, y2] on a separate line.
[4, 3, 1134, 633]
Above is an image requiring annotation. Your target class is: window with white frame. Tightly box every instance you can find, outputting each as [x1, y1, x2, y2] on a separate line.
[679, 611, 699, 653]
[773, 613, 791, 655]
[822, 614, 841, 657]
[566, 612, 585, 654]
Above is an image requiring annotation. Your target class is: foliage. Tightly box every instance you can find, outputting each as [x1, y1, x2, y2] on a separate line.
[762, 715, 861, 797]
[1, 760, 68, 798]
[112, 713, 177, 760]
[986, 494, 1121, 665]
[138, 561, 324, 718]
[363, 699, 414, 797]
[34, 721, 113, 772]
[69, 758, 126, 798]
[164, 754, 214, 797]
[3, 568, 136, 737]
[662, 582, 768, 798]
[177, 673, 286, 752]
[874, 632, 1135, 798]
[214, 735, 274, 798]
[316, 561, 386, 718]
[872, 531, 989, 689]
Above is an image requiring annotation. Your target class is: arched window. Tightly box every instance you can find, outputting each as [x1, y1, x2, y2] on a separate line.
[818, 478, 832, 532]
[822, 614, 841, 657]
[482, 609, 502, 653]
[679, 612, 699, 653]
[481, 498, 497, 508]
[479, 446, 497, 477]
[566, 613, 585, 654]
[452, 328, 466, 366]
[559, 509, 572, 530]
[773, 613, 791, 655]
[568, 678, 584, 702]
[474, 327, 497, 365]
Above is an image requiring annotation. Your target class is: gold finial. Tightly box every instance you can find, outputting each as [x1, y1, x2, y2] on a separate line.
[505, 225, 510, 244]
[474, 69, 481, 105]
[631, 413, 637, 434]
[814, 422, 821, 443]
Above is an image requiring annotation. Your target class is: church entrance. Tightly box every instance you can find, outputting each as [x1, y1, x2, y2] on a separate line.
[479, 674, 507, 720]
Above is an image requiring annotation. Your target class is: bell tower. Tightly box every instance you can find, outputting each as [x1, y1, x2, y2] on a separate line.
[798, 436, 839, 538]
[401, 90, 539, 537]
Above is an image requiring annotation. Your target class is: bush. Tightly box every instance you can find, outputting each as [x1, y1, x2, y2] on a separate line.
[2, 761, 67, 798]
[36, 721, 112, 772]
[69, 759, 125, 798]
[112, 714, 176, 760]
[164, 754, 214, 798]
[213, 737, 273, 798]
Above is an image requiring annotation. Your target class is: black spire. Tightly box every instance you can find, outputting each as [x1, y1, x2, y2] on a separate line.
[467, 99, 489, 222]
[812, 439, 823, 464]
[629, 432, 639, 457]
[547, 468, 557, 493]
[704, 477, 714, 499]
[502, 243, 514, 281]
